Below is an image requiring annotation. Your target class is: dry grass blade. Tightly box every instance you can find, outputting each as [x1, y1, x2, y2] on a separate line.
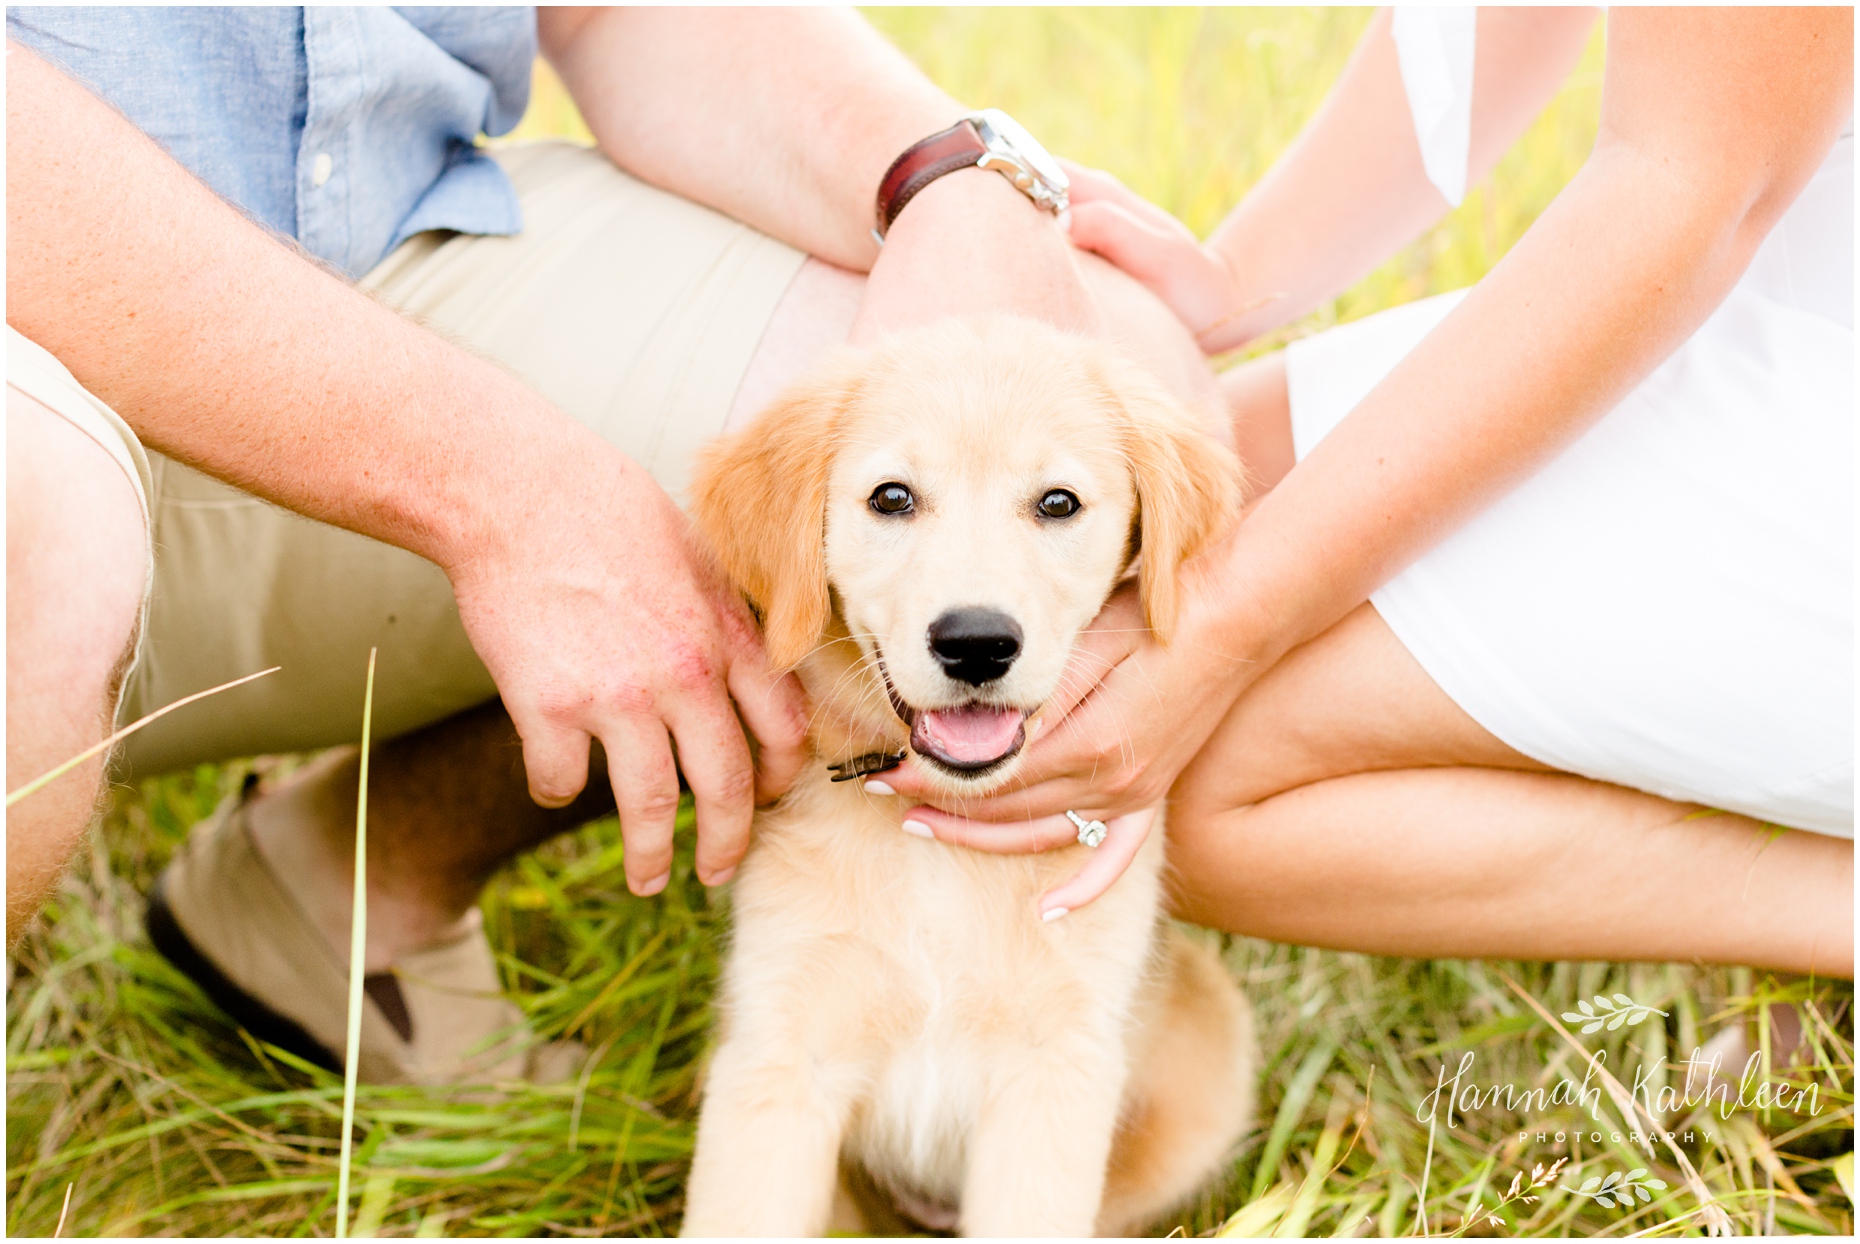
[5, 667, 280, 808]
[53, 1182, 71, 1237]
[1501, 973, 1733, 1236]
[335, 649, 377, 1238]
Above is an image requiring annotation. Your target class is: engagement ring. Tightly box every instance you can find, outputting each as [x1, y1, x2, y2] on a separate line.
[1065, 809, 1107, 848]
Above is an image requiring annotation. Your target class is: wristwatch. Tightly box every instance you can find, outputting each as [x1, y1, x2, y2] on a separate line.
[874, 108, 1070, 242]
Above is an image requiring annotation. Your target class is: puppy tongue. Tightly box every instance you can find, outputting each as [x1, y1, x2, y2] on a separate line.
[913, 706, 1027, 766]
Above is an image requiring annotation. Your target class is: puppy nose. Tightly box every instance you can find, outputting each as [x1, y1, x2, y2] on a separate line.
[927, 608, 1023, 686]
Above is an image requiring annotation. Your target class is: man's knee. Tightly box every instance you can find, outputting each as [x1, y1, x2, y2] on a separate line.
[7, 387, 147, 941]
[728, 257, 863, 432]
[7, 388, 147, 746]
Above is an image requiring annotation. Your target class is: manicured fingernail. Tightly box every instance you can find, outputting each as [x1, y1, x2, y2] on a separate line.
[1041, 906, 1070, 923]
[864, 779, 896, 795]
[635, 870, 671, 897]
[702, 866, 736, 888]
[902, 819, 935, 839]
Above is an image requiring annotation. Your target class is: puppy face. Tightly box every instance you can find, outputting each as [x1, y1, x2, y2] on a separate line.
[693, 316, 1240, 794]
[821, 338, 1139, 781]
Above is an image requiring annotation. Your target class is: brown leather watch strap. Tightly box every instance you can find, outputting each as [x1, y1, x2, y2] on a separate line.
[874, 118, 988, 239]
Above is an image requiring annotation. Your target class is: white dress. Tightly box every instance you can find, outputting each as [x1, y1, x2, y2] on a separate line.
[1285, 9, 1854, 837]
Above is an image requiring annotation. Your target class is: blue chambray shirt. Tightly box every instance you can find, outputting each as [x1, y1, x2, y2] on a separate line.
[7, 6, 536, 278]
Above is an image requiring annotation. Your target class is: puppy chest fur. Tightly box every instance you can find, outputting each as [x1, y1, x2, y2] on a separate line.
[716, 774, 1169, 1221]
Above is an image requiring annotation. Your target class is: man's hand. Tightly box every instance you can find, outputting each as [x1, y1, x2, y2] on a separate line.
[447, 445, 807, 895]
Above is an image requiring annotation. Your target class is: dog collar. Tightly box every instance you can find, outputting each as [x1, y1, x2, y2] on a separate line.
[827, 750, 905, 782]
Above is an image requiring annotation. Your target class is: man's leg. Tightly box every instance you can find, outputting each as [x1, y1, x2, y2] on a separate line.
[244, 705, 614, 970]
[6, 388, 146, 943]
[121, 149, 870, 1079]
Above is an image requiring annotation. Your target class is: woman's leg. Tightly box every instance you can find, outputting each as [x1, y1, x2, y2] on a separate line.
[1220, 352, 1297, 494]
[1168, 359, 1855, 977]
[1168, 601, 1854, 977]
[1173, 768, 1852, 975]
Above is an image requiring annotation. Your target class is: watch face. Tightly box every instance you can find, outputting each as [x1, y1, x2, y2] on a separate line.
[976, 108, 1069, 192]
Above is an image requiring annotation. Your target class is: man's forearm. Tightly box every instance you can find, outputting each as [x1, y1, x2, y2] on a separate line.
[5, 43, 599, 574]
[542, 7, 962, 272]
[547, 8, 1107, 343]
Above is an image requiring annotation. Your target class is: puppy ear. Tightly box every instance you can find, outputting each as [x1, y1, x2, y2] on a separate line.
[690, 365, 858, 670]
[1099, 356, 1244, 644]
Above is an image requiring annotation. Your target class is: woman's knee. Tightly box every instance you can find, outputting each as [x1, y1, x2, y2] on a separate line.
[1173, 603, 1548, 816]
[1162, 795, 1300, 936]
[1077, 251, 1223, 414]
[733, 251, 1226, 439]
[1218, 354, 1294, 492]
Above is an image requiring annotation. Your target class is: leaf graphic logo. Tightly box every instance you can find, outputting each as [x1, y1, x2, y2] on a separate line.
[1560, 993, 1669, 1034]
[1563, 1167, 1667, 1210]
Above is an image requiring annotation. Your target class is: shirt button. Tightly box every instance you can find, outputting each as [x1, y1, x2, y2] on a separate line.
[312, 153, 333, 187]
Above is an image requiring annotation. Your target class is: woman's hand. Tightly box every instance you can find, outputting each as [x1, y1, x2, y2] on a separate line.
[1062, 160, 1251, 353]
[878, 555, 1270, 914]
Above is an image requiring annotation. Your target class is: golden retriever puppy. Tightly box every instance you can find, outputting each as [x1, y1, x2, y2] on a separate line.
[684, 316, 1254, 1236]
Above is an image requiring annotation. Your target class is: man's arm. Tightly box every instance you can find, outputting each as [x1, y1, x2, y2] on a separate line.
[539, 6, 946, 270]
[5, 42, 807, 896]
[538, 7, 1099, 339]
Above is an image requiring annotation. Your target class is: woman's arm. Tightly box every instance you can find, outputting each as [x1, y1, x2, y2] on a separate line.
[887, 8, 1852, 888]
[1068, 7, 1597, 351]
[1219, 6, 1851, 658]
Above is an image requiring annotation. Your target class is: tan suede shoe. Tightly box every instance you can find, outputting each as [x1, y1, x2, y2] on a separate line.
[147, 790, 570, 1085]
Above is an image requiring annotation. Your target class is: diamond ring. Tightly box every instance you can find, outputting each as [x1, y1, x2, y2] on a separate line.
[1065, 809, 1108, 848]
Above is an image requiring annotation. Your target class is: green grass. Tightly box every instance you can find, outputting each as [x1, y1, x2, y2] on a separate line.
[9, 9, 1853, 1237]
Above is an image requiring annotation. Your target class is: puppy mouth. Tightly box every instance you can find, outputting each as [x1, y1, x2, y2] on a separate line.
[911, 704, 1028, 773]
[875, 651, 1028, 774]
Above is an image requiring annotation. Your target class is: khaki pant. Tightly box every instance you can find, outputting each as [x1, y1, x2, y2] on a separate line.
[12, 142, 805, 776]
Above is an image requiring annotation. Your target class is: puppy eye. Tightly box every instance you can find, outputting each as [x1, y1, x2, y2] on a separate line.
[869, 483, 915, 515]
[1037, 489, 1081, 520]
